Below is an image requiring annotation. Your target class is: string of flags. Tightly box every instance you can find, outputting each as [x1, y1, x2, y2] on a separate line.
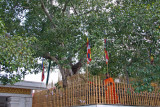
[41, 38, 109, 82]
[87, 38, 109, 65]
[41, 38, 155, 82]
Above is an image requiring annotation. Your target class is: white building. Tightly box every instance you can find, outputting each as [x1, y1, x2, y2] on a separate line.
[0, 81, 46, 107]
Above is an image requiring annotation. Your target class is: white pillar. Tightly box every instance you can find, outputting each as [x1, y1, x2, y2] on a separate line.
[19, 97, 25, 107]
[7, 97, 19, 107]
[7, 96, 33, 107]
[26, 97, 32, 107]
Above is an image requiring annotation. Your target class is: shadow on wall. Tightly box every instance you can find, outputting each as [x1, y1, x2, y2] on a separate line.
[0, 97, 8, 107]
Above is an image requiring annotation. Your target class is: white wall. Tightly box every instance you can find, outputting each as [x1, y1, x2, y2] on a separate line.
[7, 97, 32, 107]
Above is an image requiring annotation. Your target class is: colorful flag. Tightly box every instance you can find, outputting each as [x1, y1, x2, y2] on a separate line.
[150, 48, 154, 65]
[150, 55, 154, 64]
[41, 59, 45, 82]
[87, 38, 91, 64]
[104, 39, 109, 64]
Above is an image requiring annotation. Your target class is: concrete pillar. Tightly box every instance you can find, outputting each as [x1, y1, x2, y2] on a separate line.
[19, 97, 25, 107]
[26, 97, 32, 107]
[7, 96, 32, 107]
[7, 97, 19, 107]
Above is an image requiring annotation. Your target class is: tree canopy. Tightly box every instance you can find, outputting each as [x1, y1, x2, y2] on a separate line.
[0, 19, 36, 84]
[0, 0, 159, 90]
[89, 0, 160, 91]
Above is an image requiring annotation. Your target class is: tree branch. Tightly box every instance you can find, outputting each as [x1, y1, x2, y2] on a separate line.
[40, 0, 56, 28]
[50, 0, 53, 5]
[78, 9, 95, 16]
[62, 0, 70, 13]
[74, 37, 95, 54]
[69, 1, 78, 15]
[43, 53, 59, 65]
[72, 58, 84, 74]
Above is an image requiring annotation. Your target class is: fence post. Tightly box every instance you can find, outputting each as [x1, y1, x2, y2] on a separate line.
[104, 80, 106, 104]
[73, 82, 75, 106]
[90, 78, 93, 104]
[96, 76, 98, 104]
[86, 81, 88, 105]
[98, 76, 101, 104]
[101, 80, 103, 104]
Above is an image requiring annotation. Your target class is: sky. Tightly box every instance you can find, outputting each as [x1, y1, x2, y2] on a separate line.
[24, 69, 61, 87]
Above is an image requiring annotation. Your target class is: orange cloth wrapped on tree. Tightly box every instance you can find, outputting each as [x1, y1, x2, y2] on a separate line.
[104, 77, 119, 104]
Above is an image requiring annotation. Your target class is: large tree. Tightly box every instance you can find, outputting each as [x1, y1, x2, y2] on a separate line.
[0, 0, 110, 87]
[89, 0, 160, 91]
[0, 0, 159, 90]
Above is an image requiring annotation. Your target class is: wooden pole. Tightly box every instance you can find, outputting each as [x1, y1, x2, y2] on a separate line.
[101, 80, 104, 104]
[107, 63, 109, 74]
[126, 84, 128, 105]
[80, 82, 81, 105]
[99, 76, 101, 104]
[104, 80, 106, 104]
[93, 76, 95, 104]
[86, 81, 89, 105]
[87, 64, 89, 82]
[89, 81, 90, 104]
[65, 88, 67, 106]
[115, 83, 117, 104]
[53, 91, 55, 107]
[73, 82, 74, 106]
[124, 83, 126, 105]
[71, 84, 73, 106]
[61, 91, 62, 107]
[111, 81, 113, 104]
[91, 78, 93, 104]
[130, 84, 132, 105]
[119, 83, 120, 104]
[68, 86, 70, 106]
[96, 76, 98, 104]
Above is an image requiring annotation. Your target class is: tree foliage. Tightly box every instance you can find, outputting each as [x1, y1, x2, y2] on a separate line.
[89, 0, 160, 91]
[0, 19, 36, 84]
[0, 0, 159, 90]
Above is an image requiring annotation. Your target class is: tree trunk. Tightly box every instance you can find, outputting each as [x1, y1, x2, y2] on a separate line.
[60, 64, 83, 88]
[60, 67, 72, 88]
[60, 58, 83, 88]
[124, 69, 129, 84]
[123, 65, 129, 84]
[62, 73, 68, 88]
[43, 54, 84, 88]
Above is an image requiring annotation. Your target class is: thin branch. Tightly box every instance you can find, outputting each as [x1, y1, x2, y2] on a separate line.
[43, 53, 59, 65]
[75, 37, 95, 54]
[21, 6, 30, 9]
[50, 0, 53, 5]
[62, 0, 70, 13]
[70, 1, 78, 15]
[78, 9, 95, 16]
[40, 0, 56, 28]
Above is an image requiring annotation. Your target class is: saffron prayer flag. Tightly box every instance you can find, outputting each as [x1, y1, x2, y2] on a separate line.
[87, 38, 91, 64]
[104, 39, 109, 64]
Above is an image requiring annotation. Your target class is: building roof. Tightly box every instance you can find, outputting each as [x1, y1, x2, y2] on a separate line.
[0, 81, 47, 90]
